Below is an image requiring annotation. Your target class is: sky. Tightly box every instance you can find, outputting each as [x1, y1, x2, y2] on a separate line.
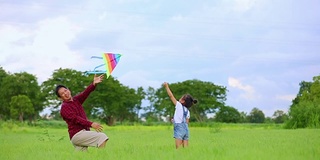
[1, 0, 319, 117]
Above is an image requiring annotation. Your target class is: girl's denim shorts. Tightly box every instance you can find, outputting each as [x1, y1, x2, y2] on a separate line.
[173, 123, 189, 140]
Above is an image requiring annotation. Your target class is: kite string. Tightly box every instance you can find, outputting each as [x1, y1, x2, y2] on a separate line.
[91, 56, 103, 59]
[85, 71, 106, 75]
[93, 64, 105, 71]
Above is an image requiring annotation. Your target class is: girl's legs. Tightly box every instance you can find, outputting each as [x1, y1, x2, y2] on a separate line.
[175, 139, 183, 149]
[182, 140, 188, 147]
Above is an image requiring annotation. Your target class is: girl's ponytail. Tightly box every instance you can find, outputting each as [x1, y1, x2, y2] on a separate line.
[193, 99, 198, 104]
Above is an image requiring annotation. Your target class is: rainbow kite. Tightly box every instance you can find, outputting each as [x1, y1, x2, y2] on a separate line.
[85, 53, 122, 78]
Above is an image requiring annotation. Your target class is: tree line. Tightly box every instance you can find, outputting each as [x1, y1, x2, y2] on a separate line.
[0, 66, 319, 128]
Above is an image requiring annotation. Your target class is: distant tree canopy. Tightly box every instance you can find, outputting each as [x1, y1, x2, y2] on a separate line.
[272, 110, 288, 124]
[215, 106, 241, 123]
[247, 107, 265, 123]
[0, 67, 9, 119]
[286, 75, 320, 128]
[2, 65, 318, 127]
[10, 95, 34, 122]
[141, 87, 159, 122]
[2, 67, 229, 124]
[0, 70, 43, 120]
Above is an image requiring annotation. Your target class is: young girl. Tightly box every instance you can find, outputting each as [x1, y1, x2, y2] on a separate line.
[163, 82, 198, 149]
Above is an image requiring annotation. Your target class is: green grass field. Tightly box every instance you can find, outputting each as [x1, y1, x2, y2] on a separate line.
[0, 122, 319, 160]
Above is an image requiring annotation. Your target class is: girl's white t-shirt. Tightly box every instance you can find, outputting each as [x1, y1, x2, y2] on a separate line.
[173, 101, 190, 123]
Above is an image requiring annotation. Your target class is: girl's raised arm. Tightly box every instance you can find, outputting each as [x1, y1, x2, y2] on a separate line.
[163, 82, 177, 106]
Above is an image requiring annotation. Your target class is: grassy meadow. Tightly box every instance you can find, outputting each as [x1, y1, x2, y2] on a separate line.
[0, 121, 319, 160]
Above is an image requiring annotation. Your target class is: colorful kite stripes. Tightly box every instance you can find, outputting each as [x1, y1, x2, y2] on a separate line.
[102, 53, 122, 78]
[85, 53, 122, 78]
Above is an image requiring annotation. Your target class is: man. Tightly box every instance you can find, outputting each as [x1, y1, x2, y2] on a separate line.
[55, 74, 109, 151]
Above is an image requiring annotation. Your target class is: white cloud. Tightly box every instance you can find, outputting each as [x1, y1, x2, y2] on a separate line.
[228, 77, 256, 100]
[1, 17, 84, 83]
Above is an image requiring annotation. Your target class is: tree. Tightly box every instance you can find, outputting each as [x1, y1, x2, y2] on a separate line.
[0, 67, 9, 119]
[215, 106, 241, 123]
[0, 66, 8, 85]
[116, 87, 145, 123]
[86, 77, 143, 125]
[133, 87, 145, 121]
[0, 72, 43, 120]
[239, 111, 248, 123]
[154, 79, 227, 122]
[247, 107, 265, 123]
[291, 81, 312, 106]
[143, 87, 161, 122]
[286, 75, 320, 128]
[10, 95, 34, 122]
[272, 110, 288, 123]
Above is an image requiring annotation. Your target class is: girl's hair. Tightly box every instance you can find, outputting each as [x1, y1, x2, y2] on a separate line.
[182, 94, 198, 109]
